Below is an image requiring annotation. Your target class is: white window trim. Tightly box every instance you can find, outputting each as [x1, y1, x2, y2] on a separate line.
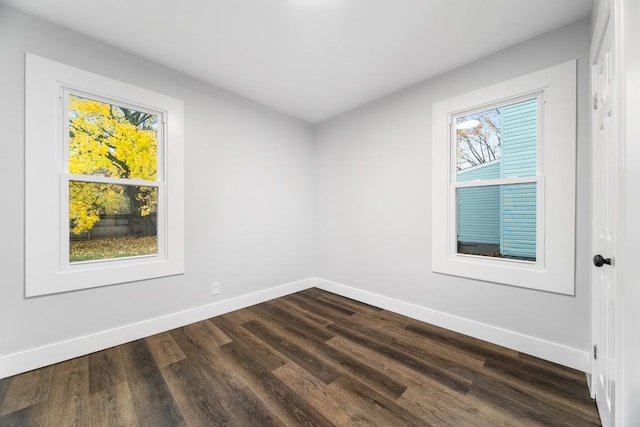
[431, 60, 576, 295]
[25, 53, 184, 297]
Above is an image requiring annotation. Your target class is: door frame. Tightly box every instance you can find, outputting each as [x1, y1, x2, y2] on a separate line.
[617, 0, 640, 425]
[589, 0, 616, 421]
[590, 0, 628, 425]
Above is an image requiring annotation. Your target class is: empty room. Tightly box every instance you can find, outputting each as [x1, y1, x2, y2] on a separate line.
[0, 0, 638, 426]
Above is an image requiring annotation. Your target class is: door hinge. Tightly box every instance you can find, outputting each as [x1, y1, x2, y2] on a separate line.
[593, 93, 598, 110]
[594, 344, 598, 360]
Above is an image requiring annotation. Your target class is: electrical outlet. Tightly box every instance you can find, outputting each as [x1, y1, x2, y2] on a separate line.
[211, 282, 220, 295]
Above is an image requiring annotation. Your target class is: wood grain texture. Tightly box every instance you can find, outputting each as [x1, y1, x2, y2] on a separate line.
[120, 340, 183, 426]
[0, 366, 52, 416]
[88, 380, 137, 427]
[42, 357, 89, 427]
[0, 378, 13, 415]
[145, 331, 187, 368]
[0, 288, 600, 426]
[89, 346, 127, 395]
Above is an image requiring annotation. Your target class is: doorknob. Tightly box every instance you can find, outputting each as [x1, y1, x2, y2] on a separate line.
[593, 254, 612, 267]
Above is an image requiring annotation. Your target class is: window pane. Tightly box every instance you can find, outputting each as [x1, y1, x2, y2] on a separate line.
[68, 94, 158, 180]
[457, 183, 536, 261]
[456, 98, 537, 181]
[69, 181, 158, 262]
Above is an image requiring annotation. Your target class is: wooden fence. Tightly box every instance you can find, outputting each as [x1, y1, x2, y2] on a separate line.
[70, 213, 157, 240]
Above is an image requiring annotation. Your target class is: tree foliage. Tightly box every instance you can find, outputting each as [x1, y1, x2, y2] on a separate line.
[456, 109, 501, 171]
[68, 95, 158, 235]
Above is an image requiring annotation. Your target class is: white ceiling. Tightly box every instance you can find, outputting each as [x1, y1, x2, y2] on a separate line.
[2, 0, 592, 123]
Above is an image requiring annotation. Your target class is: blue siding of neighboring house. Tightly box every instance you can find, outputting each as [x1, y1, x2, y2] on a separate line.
[501, 183, 536, 258]
[457, 161, 500, 245]
[501, 99, 537, 178]
[457, 161, 501, 183]
[456, 98, 537, 259]
[500, 99, 537, 259]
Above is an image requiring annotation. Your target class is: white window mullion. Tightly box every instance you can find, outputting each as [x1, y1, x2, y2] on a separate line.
[66, 174, 159, 188]
[453, 176, 539, 189]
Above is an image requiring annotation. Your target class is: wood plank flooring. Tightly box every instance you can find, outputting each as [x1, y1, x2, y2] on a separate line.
[0, 288, 601, 426]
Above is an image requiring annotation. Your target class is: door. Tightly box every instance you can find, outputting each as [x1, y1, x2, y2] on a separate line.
[592, 12, 617, 427]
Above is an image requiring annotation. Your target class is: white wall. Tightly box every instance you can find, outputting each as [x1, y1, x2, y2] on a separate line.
[0, 6, 315, 368]
[315, 20, 592, 356]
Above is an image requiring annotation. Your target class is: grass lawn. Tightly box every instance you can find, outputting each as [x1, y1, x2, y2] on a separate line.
[70, 235, 157, 262]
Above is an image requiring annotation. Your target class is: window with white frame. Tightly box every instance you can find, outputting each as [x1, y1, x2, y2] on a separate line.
[431, 61, 576, 294]
[25, 53, 184, 297]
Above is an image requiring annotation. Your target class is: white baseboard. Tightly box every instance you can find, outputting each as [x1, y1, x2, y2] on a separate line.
[586, 352, 595, 397]
[1, 276, 589, 379]
[314, 278, 590, 372]
[0, 277, 315, 379]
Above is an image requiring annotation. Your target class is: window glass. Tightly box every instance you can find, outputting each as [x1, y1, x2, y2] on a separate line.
[456, 109, 501, 174]
[67, 94, 161, 264]
[456, 98, 537, 181]
[68, 94, 158, 180]
[454, 97, 538, 262]
[69, 182, 158, 262]
[456, 183, 536, 261]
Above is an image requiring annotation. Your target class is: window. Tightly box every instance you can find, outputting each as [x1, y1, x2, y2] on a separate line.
[25, 54, 184, 296]
[455, 97, 538, 261]
[432, 61, 576, 294]
[66, 93, 161, 263]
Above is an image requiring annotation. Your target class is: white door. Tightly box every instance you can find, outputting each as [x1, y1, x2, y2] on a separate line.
[592, 13, 617, 427]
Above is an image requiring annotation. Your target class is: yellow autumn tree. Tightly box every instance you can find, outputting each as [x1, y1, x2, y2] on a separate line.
[68, 95, 158, 235]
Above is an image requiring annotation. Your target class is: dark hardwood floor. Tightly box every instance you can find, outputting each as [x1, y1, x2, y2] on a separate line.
[0, 288, 600, 426]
